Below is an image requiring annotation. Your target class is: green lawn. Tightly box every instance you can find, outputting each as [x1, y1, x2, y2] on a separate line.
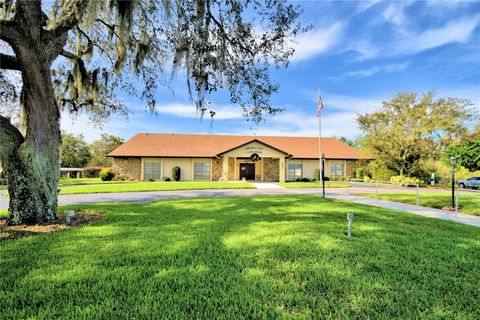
[277, 181, 348, 188]
[59, 178, 131, 185]
[59, 181, 255, 194]
[357, 192, 480, 217]
[1, 196, 479, 319]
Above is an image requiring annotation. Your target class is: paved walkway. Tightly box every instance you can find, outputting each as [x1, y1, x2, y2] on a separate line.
[329, 194, 480, 228]
[250, 182, 284, 189]
[1, 187, 479, 227]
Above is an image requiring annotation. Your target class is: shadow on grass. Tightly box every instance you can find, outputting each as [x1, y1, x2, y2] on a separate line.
[1, 195, 479, 319]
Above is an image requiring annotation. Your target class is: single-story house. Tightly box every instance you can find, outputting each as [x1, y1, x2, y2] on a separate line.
[108, 133, 369, 182]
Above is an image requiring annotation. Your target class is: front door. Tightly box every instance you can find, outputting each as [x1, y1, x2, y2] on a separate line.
[240, 163, 255, 180]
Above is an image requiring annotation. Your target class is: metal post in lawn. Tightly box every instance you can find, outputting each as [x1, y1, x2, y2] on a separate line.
[416, 184, 419, 206]
[321, 154, 326, 198]
[455, 186, 459, 216]
[450, 156, 456, 208]
[347, 213, 354, 238]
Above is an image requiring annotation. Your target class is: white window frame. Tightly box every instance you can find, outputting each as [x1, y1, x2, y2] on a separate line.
[330, 163, 344, 177]
[194, 162, 211, 181]
[287, 163, 303, 181]
[144, 161, 161, 180]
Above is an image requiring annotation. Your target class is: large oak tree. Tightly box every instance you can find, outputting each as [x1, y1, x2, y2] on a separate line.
[357, 91, 478, 177]
[0, 0, 306, 224]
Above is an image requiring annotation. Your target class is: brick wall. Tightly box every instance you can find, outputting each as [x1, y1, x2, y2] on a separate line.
[263, 158, 279, 181]
[112, 157, 142, 181]
[211, 158, 223, 181]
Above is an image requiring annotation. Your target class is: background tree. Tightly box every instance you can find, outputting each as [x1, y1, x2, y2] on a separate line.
[0, 0, 306, 225]
[60, 132, 91, 168]
[88, 134, 124, 167]
[442, 135, 480, 172]
[357, 91, 477, 178]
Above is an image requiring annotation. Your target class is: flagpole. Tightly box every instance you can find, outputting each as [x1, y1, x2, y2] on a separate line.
[317, 86, 324, 198]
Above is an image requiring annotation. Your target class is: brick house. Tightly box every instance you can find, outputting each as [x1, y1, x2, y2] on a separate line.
[108, 133, 369, 182]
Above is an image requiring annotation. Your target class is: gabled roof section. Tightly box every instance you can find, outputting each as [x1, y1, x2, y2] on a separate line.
[216, 139, 292, 157]
[108, 133, 370, 159]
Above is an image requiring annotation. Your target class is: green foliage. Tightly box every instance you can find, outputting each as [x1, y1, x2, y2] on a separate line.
[442, 136, 480, 171]
[355, 168, 364, 180]
[358, 91, 477, 177]
[1, 196, 479, 318]
[368, 160, 396, 181]
[389, 175, 421, 186]
[99, 168, 115, 181]
[60, 132, 91, 168]
[172, 166, 181, 181]
[88, 134, 124, 167]
[363, 176, 371, 182]
[83, 166, 103, 178]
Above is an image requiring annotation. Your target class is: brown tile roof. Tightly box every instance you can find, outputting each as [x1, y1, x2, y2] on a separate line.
[108, 133, 369, 159]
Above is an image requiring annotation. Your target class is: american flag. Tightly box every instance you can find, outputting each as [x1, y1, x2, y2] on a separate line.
[316, 88, 324, 117]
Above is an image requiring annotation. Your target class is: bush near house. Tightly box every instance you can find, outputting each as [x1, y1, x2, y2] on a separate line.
[355, 167, 364, 180]
[172, 166, 181, 181]
[389, 176, 422, 186]
[99, 168, 115, 181]
[83, 166, 104, 178]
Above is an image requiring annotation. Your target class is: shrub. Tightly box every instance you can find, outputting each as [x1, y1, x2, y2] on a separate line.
[83, 166, 103, 178]
[99, 168, 115, 181]
[162, 177, 171, 181]
[368, 160, 396, 182]
[390, 175, 421, 186]
[363, 176, 371, 183]
[172, 167, 181, 181]
[300, 177, 310, 182]
[355, 168, 364, 180]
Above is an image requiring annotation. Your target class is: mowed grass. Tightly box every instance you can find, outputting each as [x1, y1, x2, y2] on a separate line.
[277, 181, 348, 188]
[59, 178, 131, 185]
[1, 196, 479, 319]
[358, 192, 480, 217]
[58, 181, 255, 194]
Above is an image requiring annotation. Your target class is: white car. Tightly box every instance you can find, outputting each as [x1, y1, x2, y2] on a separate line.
[458, 176, 480, 189]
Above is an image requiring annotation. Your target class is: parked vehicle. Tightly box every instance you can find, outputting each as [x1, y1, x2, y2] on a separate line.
[458, 176, 480, 189]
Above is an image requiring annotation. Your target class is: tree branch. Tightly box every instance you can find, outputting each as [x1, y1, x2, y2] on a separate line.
[0, 115, 24, 160]
[0, 53, 20, 70]
[47, 0, 88, 38]
[0, 19, 20, 43]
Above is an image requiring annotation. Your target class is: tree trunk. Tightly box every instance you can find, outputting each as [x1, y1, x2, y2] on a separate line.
[0, 36, 60, 225]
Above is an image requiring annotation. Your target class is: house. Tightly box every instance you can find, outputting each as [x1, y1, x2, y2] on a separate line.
[108, 133, 369, 182]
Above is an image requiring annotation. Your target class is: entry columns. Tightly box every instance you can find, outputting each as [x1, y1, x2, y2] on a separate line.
[222, 157, 229, 181]
[279, 157, 286, 182]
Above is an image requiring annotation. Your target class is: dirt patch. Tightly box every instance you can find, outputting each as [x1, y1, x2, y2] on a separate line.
[0, 211, 104, 240]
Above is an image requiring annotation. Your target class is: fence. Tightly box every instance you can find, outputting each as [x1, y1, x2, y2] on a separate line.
[343, 178, 479, 215]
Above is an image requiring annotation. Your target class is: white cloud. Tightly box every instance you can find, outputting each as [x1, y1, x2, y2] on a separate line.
[291, 23, 344, 62]
[355, 0, 382, 14]
[398, 14, 480, 54]
[382, 3, 408, 27]
[329, 62, 409, 81]
[154, 103, 243, 120]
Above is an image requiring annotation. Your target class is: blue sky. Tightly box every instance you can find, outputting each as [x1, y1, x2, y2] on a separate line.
[62, 0, 480, 142]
